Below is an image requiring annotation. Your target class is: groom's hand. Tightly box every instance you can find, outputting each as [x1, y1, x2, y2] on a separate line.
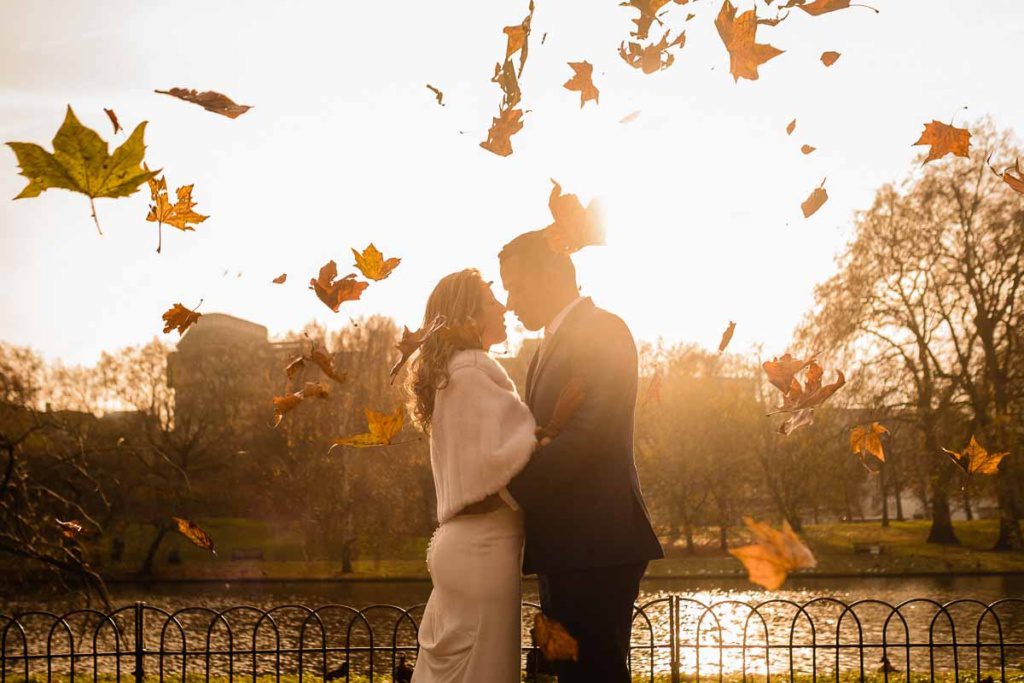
[535, 376, 586, 443]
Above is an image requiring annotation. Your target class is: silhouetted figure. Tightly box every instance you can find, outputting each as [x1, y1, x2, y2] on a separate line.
[394, 655, 413, 683]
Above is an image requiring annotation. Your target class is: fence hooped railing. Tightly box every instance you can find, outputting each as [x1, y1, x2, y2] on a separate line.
[1, 596, 1023, 682]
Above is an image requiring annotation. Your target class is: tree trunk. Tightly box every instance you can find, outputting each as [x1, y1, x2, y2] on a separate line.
[138, 524, 170, 577]
[894, 474, 905, 522]
[962, 486, 974, 522]
[926, 487, 959, 544]
[992, 462, 1024, 550]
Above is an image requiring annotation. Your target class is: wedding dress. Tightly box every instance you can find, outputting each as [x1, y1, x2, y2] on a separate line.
[411, 349, 537, 683]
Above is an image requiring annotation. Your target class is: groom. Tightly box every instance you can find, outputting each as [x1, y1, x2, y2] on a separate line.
[498, 229, 664, 683]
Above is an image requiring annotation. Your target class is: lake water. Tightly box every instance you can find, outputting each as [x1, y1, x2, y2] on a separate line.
[4, 575, 1023, 678]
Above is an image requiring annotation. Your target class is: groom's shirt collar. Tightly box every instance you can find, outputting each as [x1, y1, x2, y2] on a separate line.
[544, 295, 586, 339]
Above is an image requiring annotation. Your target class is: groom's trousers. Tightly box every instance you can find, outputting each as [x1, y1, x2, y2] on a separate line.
[537, 561, 648, 683]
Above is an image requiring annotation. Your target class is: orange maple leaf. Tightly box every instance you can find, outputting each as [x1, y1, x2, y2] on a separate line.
[619, 0, 671, 40]
[943, 436, 1008, 476]
[309, 260, 368, 312]
[331, 407, 405, 449]
[534, 614, 579, 662]
[729, 517, 816, 590]
[171, 516, 216, 554]
[762, 353, 815, 394]
[352, 243, 401, 281]
[715, 0, 784, 82]
[145, 165, 208, 253]
[563, 62, 600, 108]
[850, 422, 889, 465]
[619, 31, 686, 74]
[481, 108, 525, 157]
[162, 302, 202, 336]
[801, 178, 828, 218]
[389, 315, 447, 383]
[771, 360, 846, 414]
[913, 121, 971, 164]
[544, 180, 605, 254]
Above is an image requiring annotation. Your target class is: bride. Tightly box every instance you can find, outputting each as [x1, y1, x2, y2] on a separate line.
[406, 268, 576, 682]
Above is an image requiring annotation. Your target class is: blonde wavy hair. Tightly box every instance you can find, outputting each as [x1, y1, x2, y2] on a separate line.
[407, 269, 489, 432]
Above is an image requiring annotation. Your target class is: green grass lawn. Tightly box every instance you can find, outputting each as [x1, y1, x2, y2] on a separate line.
[66, 517, 1024, 582]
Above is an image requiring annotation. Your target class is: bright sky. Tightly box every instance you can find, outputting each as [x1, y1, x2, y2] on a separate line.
[1, 0, 1022, 365]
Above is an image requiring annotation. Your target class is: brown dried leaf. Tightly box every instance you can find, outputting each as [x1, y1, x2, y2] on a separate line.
[801, 144, 816, 155]
[620, 0, 671, 40]
[104, 108, 121, 134]
[786, 119, 796, 135]
[273, 273, 287, 284]
[544, 179, 605, 254]
[480, 108, 525, 157]
[155, 88, 252, 119]
[56, 518, 85, 539]
[716, 0, 784, 82]
[426, 84, 445, 106]
[171, 516, 216, 554]
[718, 321, 736, 353]
[162, 302, 202, 336]
[801, 178, 828, 218]
[762, 353, 814, 394]
[820, 51, 841, 66]
[389, 316, 447, 383]
[850, 422, 888, 464]
[534, 613, 580, 662]
[987, 155, 1024, 196]
[309, 260, 368, 312]
[797, 0, 878, 15]
[619, 31, 686, 74]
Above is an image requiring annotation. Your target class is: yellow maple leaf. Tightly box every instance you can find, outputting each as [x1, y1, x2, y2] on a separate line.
[850, 422, 888, 464]
[331, 407, 405, 449]
[352, 243, 401, 281]
[146, 165, 208, 253]
[729, 517, 816, 590]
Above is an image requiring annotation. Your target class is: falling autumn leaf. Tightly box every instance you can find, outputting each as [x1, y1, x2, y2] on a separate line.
[786, 119, 796, 135]
[850, 422, 888, 465]
[389, 315, 447, 383]
[503, 0, 535, 75]
[309, 260, 368, 312]
[729, 516, 816, 590]
[273, 273, 287, 284]
[942, 436, 1008, 476]
[820, 51, 841, 66]
[426, 84, 445, 106]
[619, 31, 687, 74]
[770, 360, 846, 414]
[620, 110, 642, 124]
[56, 518, 85, 539]
[778, 409, 816, 436]
[715, 0, 784, 82]
[534, 613, 580, 662]
[285, 356, 305, 379]
[620, 0, 671, 41]
[308, 342, 348, 384]
[801, 178, 828, 218]
[801, 144, 816, 155]
[352, 243, 401, 281]
[272, 392, 304, 427]
[162, 301, 203, 336]
[145, 164, 208, 253]
[913, 120, 971, 164]
[331, 407, 405, 449]
[762, 353, 815, 394]
[564, 61, 600, 108]
[795, 0, 878, 15]
[300, 381, 330, 400]
[987, 154, 1024, 196]
[544, 179, 605, 254]
[718, 321, 736, 353]
[171, 516, 216, 554]
[480, 107, 525, 157]
[155, 88, 252, 119]
[6, 105, 160, 235]
[104, 108, 122, 134]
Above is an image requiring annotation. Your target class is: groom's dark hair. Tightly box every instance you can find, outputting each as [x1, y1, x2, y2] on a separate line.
[498, 229, 576, 287]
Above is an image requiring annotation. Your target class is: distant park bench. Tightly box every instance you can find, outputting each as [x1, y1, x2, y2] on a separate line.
[851, 541, 890, 556]
[230, 548, 264, 561]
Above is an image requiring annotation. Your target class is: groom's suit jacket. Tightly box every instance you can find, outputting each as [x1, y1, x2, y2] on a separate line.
[506, 297, 664, 575]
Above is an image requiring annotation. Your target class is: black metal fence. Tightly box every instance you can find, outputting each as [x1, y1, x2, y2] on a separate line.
[2, 597, 1023, 682]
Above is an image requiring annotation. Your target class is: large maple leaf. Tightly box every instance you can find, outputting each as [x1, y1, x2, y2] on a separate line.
[352, 243, 401, 281]
[331, 407, 405, 449]
[162, 302, 203, 336]
[6, 105, 159, 234]
[850, 422, 888, 466]
[913, 121, 971, 164]
[942, 436, 1008, 476]
[715, 0, 784, 82]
